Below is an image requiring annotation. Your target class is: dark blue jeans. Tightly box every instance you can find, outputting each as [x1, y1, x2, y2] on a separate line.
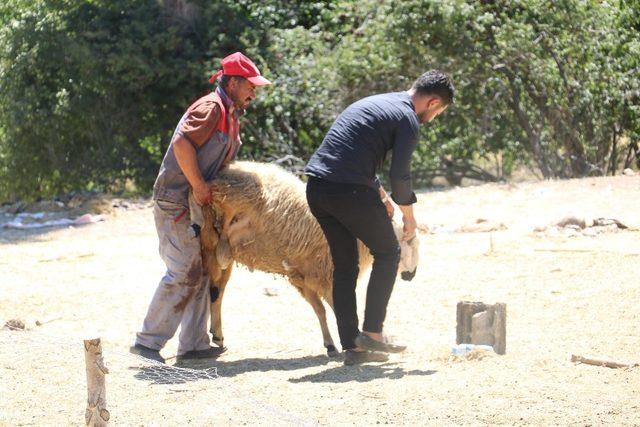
[306, 177, 400, 350]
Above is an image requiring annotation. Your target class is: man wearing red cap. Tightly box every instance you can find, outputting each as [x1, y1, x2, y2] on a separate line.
[131, 52, 271, 363]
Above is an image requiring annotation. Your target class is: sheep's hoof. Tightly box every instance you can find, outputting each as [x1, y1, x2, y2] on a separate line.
[212, 335, 224, 348]
[326, 345, 339, 358]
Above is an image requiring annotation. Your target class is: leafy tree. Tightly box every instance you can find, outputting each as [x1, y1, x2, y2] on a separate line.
[0, 0, 638, 201]
[389, 0, 639, 179]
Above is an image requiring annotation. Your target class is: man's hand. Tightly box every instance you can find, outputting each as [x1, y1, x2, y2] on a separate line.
[398, 203, 417, 241]
[379, 187, 394, 218]
[192, 181, 212, 206]
[384, 199, 394, 218]
[402, 215, 417, 241]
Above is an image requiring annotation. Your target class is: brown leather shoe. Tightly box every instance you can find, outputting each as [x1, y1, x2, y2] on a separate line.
[354, 332, 407, 353]
[344, 349, 389, 366]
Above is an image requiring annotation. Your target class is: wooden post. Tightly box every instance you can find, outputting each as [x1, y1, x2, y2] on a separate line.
[471, 310, 494, 346]
[84, 338, 110, 426]
[492, 303, 507, 355]
[456, 301, 487, 344]
[456, 301, 507, 355]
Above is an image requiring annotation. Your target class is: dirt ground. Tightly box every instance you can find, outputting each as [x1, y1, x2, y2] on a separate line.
[1, 174, 639, 426]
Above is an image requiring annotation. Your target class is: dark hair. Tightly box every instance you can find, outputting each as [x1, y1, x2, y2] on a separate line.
[219, 75, 245, 89]
[411, 70, 455, 105]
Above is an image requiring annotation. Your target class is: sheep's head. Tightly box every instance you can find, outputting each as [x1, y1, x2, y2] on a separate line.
[393, 223, 419, 281]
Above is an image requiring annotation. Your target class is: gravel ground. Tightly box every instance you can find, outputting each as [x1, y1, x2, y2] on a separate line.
[1, 174, 639, 426]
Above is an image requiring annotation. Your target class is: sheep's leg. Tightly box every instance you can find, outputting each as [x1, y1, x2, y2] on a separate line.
[216, 236, 233, 269]
[201, 203, 231, 349]
[200, 204, 220, 255]
[209, 264, 232, 348]
[213, 205, 238, 269]
[299, 288, 339, 357]
[323, 292, 334, 312]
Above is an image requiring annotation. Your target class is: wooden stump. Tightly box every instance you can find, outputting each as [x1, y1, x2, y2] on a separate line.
[456, 301, 507, 355]
[84, 338, 110, 426]
[471, 310, 494, 345]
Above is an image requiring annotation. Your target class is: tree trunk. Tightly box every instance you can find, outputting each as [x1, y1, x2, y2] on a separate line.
[609, 125, 618, 175]
[623, 141, 640, 170]
[500, 70, 553, 178]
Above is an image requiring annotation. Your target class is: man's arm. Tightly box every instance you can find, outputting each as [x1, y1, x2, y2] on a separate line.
[389, 117, 419, 239]
[173, 101, 221, 206]
[173, 136, 211, 206]
[388, 118, 418, 205]
[380, 177, 416, 238]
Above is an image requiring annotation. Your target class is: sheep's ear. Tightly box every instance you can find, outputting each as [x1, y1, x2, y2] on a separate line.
[227, 214, 255, 248]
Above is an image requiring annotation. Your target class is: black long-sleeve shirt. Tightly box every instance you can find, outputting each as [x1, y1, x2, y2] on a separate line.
[304, 91, 419, 205]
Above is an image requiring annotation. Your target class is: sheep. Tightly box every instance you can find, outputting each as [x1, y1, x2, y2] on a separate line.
[199, 161, 419, 356]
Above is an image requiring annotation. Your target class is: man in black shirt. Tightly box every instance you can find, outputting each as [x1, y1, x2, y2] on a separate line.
[305, 70, 454, 365]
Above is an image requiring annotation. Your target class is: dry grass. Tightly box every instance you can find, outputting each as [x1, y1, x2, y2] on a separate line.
[1, 175, 639, 425]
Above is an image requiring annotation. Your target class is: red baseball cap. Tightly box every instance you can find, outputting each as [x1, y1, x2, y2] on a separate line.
[208, 52, 272, 86]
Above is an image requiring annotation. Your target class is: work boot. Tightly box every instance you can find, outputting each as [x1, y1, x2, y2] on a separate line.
[130, 344, 165, 364]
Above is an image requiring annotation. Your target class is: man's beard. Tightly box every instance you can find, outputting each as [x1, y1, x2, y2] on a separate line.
[234, 96, 252, 110]
[417, 111, 430, 124]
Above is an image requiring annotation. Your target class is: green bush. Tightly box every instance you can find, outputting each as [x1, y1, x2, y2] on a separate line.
[389, 0, 639, 179]
[0, 0, 638, 201]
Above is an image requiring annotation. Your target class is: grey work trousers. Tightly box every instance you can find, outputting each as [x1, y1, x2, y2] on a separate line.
[135, 199, 211, 355]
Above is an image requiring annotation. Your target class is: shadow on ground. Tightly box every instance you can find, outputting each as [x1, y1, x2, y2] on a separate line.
[133, 354, 333, 384]
[132, 354, 436, 385]
[288, 364, 437, 383]
[210, 354, 336, 377]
